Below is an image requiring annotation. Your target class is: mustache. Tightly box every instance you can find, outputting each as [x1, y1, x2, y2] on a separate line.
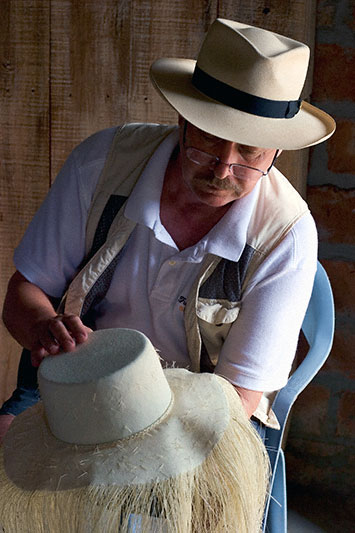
[194, 174, 241, 193]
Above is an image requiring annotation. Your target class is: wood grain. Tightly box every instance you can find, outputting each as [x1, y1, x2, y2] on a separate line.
[0, 0, 50, 403]
[49, 0, 219, 178]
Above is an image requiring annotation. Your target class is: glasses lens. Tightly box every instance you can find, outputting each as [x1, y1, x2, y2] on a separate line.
[186, 147, 265, 180]
[185, 147, 217, 167]
[230, 165, 263, 180]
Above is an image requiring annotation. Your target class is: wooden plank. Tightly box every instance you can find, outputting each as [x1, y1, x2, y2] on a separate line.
[0, 0, 50, 403]
[218, 0, 317, 195]
[49, 0, 219, 179]
[122, 0, 218, 124]
[49, 0, 128, 177]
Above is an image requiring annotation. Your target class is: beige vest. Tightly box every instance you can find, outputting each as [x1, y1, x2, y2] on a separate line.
[63, 123, 309, 427]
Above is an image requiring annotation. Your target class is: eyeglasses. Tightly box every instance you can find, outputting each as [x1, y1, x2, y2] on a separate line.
[185, 147, 278, 181]
[183, 121, 279, 181]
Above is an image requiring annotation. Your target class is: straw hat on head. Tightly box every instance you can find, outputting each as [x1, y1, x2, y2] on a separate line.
[0, 328, 269, 533]
[150, 18, 335, 150]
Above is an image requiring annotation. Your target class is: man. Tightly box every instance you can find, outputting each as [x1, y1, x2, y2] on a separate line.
[0, 19, 335, 439]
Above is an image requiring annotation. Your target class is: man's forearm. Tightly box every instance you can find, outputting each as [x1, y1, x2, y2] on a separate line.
[2, 270, 91, 366]
[2, 271, 58, 350]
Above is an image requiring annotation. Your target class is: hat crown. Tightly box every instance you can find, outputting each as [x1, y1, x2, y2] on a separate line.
[196, 18, 310, 101]
[38, 329, 172, 445]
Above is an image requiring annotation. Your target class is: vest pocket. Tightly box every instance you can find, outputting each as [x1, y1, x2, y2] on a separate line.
[196, 297, 241, 324]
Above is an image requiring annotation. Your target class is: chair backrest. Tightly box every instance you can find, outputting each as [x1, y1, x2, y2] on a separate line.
[273, 261, 334, 432]
[264, 261, 335, 492]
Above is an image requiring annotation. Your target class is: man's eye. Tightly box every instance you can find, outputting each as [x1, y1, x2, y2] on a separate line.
[241, 151, 262, 162]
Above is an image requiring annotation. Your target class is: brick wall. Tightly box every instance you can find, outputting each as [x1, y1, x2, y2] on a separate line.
[285, 0, 355, 501]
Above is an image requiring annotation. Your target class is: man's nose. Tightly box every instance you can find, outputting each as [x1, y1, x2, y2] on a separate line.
[213, 161, 232, 180]
[213, 141, 238, 180]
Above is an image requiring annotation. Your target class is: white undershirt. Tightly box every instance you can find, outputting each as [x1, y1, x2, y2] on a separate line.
[14, 126, 318, 391]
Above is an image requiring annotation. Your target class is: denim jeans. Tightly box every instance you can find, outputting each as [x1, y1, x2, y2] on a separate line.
[0, 349, 40, 415]
[251, 415, 266, 441]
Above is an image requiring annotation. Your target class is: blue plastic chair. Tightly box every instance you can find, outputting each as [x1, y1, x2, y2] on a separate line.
[263, 261, 335, 532]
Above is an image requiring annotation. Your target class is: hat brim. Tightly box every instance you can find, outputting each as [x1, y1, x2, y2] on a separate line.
[0, 371, 270, 533]
[3, 370, 232, 491]
[150, 58, 336, 150]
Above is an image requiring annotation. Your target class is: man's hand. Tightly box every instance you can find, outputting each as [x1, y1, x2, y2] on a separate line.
[234, 386, 263, 419]
[30, 314, 92, 367]
[2, 271, 93, 367]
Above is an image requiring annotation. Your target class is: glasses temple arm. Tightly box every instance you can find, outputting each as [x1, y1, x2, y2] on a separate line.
[265, 149, 280, 174]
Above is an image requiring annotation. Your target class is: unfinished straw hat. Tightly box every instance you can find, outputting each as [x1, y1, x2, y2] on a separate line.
[0, 328, 269, 533]
[150, 18, 335, 150]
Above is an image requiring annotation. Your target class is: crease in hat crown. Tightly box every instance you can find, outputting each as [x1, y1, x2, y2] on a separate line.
[195, 19, 310, 102]
[150, 18, 335, 149]
[38, 328, 172, 445]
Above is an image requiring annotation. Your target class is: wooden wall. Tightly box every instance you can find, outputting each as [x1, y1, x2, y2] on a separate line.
[0, 0, 316, 403]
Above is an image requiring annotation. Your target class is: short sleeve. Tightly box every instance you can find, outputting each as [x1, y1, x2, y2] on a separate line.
[14, 127, 117, 297]
[214, 213, 318, 391]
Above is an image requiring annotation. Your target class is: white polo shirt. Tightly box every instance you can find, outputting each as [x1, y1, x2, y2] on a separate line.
[14, 126, 317, 392]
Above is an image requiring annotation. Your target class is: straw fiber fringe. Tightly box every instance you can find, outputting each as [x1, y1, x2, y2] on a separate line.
[0, 380, 269, 532]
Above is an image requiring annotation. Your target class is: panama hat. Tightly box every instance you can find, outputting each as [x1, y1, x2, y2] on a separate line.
[150, 18, 335, 150]
[0, 328, 269, 533]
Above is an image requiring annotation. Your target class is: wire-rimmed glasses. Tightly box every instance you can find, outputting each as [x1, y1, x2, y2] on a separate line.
[185, 146, 279, 181]
[182, 121, 279, 181]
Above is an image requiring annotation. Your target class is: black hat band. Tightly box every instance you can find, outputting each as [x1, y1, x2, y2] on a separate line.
[192, 65, 301, 119]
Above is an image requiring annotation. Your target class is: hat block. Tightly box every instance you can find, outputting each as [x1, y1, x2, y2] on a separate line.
[39, 328, 172, 444]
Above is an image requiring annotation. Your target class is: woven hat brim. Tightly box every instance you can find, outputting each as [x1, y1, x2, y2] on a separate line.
[0, 374, 270, 533]
[2, 370, 231, 491]
[150, 58, 336, 150]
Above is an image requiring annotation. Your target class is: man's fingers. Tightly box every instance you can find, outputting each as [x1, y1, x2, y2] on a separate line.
[30, 314, 92, 367]
[57, 314, 91, 343]
[47, 316, 76, 352]
[37, 327, 61, 355]
[31, 344, 49, 367]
